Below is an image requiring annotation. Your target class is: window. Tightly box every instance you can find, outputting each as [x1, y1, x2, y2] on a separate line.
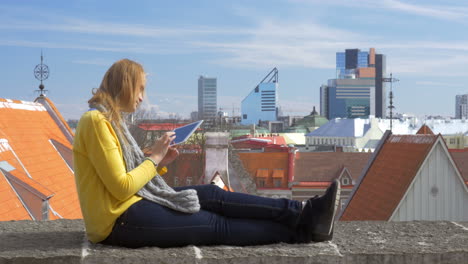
[257, 178, 266, 188]
[49, 139, 73, 172]
[255, 86, 259, 93]
[273, 179, 282, 188]
[342, 177, 349, 185]
[243, 114, 247, 119]
[174, 177, 179, 187]
[450, 138, 455, 144]
[340, 198, 347, 211]
[186, 177, 192, 186]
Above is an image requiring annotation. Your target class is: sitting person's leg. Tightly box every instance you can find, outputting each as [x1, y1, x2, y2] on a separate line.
[176, 180, 341, 243]
[102, 180, 341, 247]
[101, 199, 298, 248]
[174, 184, 301, 228]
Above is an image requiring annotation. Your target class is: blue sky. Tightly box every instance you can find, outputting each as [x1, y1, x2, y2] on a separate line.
[1, 0, 468, 120]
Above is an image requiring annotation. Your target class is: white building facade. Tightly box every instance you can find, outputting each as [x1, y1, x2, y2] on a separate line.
[391, 137, 468, 221]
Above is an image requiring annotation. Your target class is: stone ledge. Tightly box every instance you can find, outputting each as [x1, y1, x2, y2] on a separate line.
[1, 220, 468, 264]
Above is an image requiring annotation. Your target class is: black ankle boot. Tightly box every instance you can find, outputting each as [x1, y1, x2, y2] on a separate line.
[297, 179, 341, 242]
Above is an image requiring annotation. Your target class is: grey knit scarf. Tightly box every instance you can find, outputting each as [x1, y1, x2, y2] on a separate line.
[91, 104, 200, 214]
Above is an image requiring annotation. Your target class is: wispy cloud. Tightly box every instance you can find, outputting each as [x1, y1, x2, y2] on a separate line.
[415, 81, 464, 87]
[0, 39, 138, 53]
[289, 0, 468, 22]
[380, 0, 468, 21]
[2, 3, 468, 77]
[0, 39, 196, 55]
[0, 19, 247, 38]
[72, 59, 112, 66]
[390, 54, 468, 76]
[190, 19, 363, 69]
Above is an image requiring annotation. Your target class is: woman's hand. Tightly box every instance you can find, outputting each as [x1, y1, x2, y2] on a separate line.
[149, 132, 176, 164]
[159, 147, 179, 167]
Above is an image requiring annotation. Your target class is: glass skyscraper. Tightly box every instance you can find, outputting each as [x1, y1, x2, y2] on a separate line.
[328, 79, 375, 119]
[241, 68, 279, 125]
[456, 94, 468, 119]
[198, 76, 217, 123]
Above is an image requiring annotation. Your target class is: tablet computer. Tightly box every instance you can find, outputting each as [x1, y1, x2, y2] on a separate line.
[172, 120, 204, 145]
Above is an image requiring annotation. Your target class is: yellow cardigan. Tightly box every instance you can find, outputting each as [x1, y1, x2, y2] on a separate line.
[73, 110, 166, 243]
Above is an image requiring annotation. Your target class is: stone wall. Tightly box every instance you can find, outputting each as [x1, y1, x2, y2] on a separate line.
[1, 220, 468, 263]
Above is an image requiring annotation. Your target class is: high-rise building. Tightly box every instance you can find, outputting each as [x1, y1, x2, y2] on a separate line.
[456, 94, 468, 119]
[320, 84, 329, 118]
[321, 48, 387, 119]
[198, 76, 217, 124]
[241, 68, 279, 125]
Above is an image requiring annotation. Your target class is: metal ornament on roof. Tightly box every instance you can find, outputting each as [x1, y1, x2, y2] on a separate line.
[34, 51, 49, 96]
[383, 73, 399, 132]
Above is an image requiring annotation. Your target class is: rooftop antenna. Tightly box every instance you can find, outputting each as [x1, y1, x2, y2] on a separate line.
[34, 50, 49, 96]
[383, 73, 399, 132]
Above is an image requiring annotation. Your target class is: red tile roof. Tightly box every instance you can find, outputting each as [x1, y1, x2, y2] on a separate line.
[38, 97, 75, 138]
[416, 124, 434, 135]
[231, 136, 289, 151]
[210, 172, 234, 192]
[449, 149, 468, 182]
[294, 152, 372, 183]
[0, 98, 81, 220]
[164, 153, 205, 187]
[340, 133, 438, 221]
[138, 123, 197, 131]
[0, 146, 32, 220]
[238, 152, 290, 188]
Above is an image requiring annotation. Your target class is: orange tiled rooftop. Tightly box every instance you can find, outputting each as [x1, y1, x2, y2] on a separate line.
[0, 97, 81, 220]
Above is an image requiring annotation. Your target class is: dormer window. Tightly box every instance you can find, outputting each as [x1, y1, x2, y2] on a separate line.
[342, 177, 350, 186]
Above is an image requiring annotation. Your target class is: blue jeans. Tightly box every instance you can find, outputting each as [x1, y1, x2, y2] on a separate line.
[102, 184, 303, 248]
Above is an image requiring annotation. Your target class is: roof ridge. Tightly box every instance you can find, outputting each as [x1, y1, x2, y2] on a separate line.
[0, 99, 46, 111]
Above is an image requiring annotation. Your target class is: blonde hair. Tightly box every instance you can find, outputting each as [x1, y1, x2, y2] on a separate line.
[88, 59, 145, 125]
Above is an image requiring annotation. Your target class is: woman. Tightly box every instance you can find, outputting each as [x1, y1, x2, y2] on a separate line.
[73, 59, 340, 248]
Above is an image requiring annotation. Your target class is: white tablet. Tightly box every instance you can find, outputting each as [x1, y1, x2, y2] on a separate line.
[172, 120, 204, 145]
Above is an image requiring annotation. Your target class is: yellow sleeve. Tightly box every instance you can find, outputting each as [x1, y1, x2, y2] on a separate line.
[84, 112, 156, 201]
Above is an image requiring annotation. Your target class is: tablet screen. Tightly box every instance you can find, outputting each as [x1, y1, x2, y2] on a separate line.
[172, 120, 203, 145]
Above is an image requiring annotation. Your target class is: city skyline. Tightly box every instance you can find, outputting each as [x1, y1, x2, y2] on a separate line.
[1, 0, 468, 120]
[321, 48, 387, 120]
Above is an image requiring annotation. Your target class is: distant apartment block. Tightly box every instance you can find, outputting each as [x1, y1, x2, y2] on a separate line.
[320, 84, 329, 118]
[307, 116, 468, 152]
[305, 117, 384, 152]
[198, 76, 217, 124]
[321, 48, 387, 120]
[241, 68, 279, 125]
[456, 94, 468, 119]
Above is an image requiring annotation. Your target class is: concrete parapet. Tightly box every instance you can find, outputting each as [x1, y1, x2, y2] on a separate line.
[1, 220, 468, 263]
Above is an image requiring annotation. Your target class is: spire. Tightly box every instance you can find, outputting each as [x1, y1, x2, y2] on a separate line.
[34, 50, 49, 96]
[311, 106, 318, 116]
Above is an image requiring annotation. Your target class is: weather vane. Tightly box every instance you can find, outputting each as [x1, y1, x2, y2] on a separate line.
[34, 51, 49, 96]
